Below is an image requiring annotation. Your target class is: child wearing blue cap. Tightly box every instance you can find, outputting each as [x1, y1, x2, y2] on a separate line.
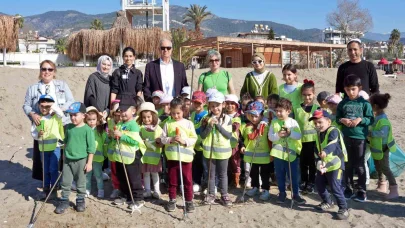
[55, 102, 96, 214]
[31, 95, 65, 198]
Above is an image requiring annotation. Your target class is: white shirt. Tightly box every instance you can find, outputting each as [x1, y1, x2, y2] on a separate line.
[40, 81, 59, 107]
[268, 117, 302, 142]
[160, 58, 175, 97]
[252, 70, 269, 85]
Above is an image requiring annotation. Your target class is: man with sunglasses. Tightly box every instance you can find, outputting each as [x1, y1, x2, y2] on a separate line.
[143, 38, 188, 102]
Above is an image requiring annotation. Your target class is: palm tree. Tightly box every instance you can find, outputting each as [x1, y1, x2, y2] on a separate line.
[388, 29, 401, 56]
[55, 38, 67, 54]
[267, 27, 275, 40]
[182, 4, 212, 35]
[15, 14, 24, 29]
[90, 19, 104, 30]
[171, 27, 197, 64]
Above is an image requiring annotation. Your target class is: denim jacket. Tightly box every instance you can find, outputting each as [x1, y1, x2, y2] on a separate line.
[23, 80, 75, 125]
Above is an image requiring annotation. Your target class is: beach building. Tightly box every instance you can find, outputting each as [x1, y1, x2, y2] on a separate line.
[323, 27, 364, 44]
[18, 31, 56, 53]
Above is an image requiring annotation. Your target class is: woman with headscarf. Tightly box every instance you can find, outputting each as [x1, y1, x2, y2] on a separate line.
[240, 53, 278, 99]
[84, 55, 113, 116]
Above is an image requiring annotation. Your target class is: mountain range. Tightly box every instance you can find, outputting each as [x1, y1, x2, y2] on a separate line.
[0, 6, 396, 42]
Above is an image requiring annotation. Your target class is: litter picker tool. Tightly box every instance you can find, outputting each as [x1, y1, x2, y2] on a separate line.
[114, 126, 140, 215]
[284, 128, 294, 210]
[176, 127, 188, 219]
[40, 120, 45, 191]
[190, 57, 197, 97]
[204, 118, 217, 210]
[239, 136, 260, 203]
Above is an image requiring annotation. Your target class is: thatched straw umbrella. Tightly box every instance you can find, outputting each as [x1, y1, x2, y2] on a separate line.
[0, 15, 19, 66]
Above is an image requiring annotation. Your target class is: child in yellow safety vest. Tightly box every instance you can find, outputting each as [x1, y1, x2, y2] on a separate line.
[309, 109, 349, 220]
[160, 97, 197, 213]
[292, 80, 320, 193]
[111, 100, 146, 210]
[136, 102, 163, 199]
[31, 95, 64, 197]
[240, 101, 272, 201]
[85, 106, 107, 198]
[200, 91, 233, 207]
[107, 99, 121, 199]
[268, 98, 306, 204]
[279, 64, 302, 107]
[369, 93, 399, 199]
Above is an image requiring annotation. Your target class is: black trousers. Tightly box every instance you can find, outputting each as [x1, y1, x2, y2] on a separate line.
[192, 150, 204, 185]
[250, 163, 271, 190]
[300, 142, 316, 184]
[32, 140, 43, 181]
[344, 137, 367, 192]
[316, 170, 347, 210]
[116, 152, 143, 201]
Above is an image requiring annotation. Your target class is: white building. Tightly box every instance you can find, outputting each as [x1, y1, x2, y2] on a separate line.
[121, 0, 169, 31]
[18, 31, 56, 53]
[237, 24, 293, 41]
[323, 27, 364, 44]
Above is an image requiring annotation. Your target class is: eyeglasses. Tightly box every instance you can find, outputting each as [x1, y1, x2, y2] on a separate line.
[40, 105, 52, 109]
[161, 46, 172, 51]
[252, 60, 263, 64]
[209, 59, 220, 63]
[41, 68, 54, 72]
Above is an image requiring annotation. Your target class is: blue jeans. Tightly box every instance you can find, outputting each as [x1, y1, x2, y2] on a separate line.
[86, 161, 104, 191]
[40, 147, 61, 188]
[274, 157, 299, 196]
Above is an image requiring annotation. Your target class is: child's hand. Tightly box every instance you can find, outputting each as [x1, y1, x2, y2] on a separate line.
[174, 136, 185, 145]
[84, 162, 93, 173]
[38, 130, 44, 137]
[350, 118, 362, 127]
[113, 130, 122, 139]
[278, 130, 288, 138]
[340, 118, 352, 127]
[270, 156, 274, 162]
[155, 138, 163, 147]
[240, 147, 246, 154]
[208, 117, 218, 127]
[319, 151, 327, 159]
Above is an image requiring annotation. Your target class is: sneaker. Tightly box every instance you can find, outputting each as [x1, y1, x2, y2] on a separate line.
[166, 199, 176, 212]
[336, 209, 350, 220]
[143, 190, 152, 198]
[110, 189, 120, 199]
[353, 191, 367, 203]
[204, 194, 216, 204]
[316, 201, 335, 211]
[54, 199, 69, 214]
[128, 200, 144, 210]
[85, 190, 90, 198]
[299, 182, 307, 192]
[75, 198, 85, 212]
[102, 172, 110, 181]
[185, 201, 195, 213]
[97, 190, 104, 198]
[344, 189, 355, 200]
[246, 177, 252, 188]
[113, 197, 127, 205]
[71, 181, 77, 191]
[259, 190, 270, 201]
[104, 168, 111, 175]
[306, 183, 315, 193]
[293, 195, 307, 205]
[246, 187, 259, 197]
[193, 184, 200, 193]
[152, 191, 160, 199]
[221, 194, 233, 207]
[277, 192, 287, 204]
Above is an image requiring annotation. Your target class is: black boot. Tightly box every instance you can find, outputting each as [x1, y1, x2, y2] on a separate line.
[54, 199, 69, 214]
[76, 198, 86, 212]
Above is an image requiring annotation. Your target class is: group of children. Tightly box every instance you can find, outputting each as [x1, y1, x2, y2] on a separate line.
[34, 63, 399, 220]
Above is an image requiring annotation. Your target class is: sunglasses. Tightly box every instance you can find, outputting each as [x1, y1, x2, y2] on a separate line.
[40, 105, 52, 109]
[41, 68, 54, 72]
[252, 60, 263, 64]
[209, 59, 220, 63]
[161, 46, 172, 51]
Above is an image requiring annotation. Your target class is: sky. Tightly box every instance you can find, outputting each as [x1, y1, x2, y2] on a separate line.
[1, 0, 403, 34]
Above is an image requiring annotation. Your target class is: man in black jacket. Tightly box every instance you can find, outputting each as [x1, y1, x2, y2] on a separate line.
[143, 38, 188, 102]
[335, 39, 379, 96]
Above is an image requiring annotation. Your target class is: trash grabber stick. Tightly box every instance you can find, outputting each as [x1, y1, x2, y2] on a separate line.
[114, 126, 139, 214]
[239, 136, 260, 203]
[285, 139, 294, 209]
[41, 120, 45, 190]
[205, 124, 215, 210]
[190, 57, 197, 96]
[176, 127, 187, 219]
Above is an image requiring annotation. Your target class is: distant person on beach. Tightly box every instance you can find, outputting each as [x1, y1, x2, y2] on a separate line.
[143, 38, 189, 102]
[197, 49, 236, 95]
[23, 60, 75, 181]
[240, 53, 278, 99]
[335, 39, 379, 96]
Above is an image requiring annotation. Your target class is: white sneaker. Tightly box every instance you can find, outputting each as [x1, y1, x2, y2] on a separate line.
[259, 190, 270, 201]
[71, 181, 77, 191]
[97, 189, 104, 198]
[193, 184, 200, 193]
[203, 186, 218, 195]
[110, 189, 120, 199]
[246, 178, 252, 188]
[102, 172, 110, 181]
[246, 187, 259, 197]
[85, 190, 90, 198]
[143, 190, 152, 198]
[152, 191, 160, 199]
[104, 168, 111, 175]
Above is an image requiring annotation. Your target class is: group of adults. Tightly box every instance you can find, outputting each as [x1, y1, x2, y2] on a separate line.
[23, 38, 379, 181]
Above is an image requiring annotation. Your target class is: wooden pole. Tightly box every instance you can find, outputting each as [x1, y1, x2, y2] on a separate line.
[2, 48, 6, 66]
[179, 46, 182, 62]
[251, 43, 254, 56]
[289, 50, 292, 64]
[330, 47, 333, 68]
[280, 44, 283, 68]
[307, 46, 310, 69]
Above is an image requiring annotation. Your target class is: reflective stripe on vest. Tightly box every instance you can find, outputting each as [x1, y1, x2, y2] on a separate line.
[37, 115, 63, 152]
[315, 127, 348, 172]
[93, 130, 106, 163]
[243, 125, 271, 164]
[113, 124, 146, 164]
[270, 119, 302, 162]
[230, 116, 241, 148]
[369, 117, 397, 160]
[294, 104, 319, 143]
[164, 120, 196, 163]
[140, 126, 163, 165]
[202, 115, 232, 160]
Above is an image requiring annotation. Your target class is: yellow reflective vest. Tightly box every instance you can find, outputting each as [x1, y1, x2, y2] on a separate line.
[37, 115, 64, 152]
[230, 115, 242, 149]
[369, 117, 396, 160]
[112, 120, 146, 164]
[315, 127, 348, 172]
[191, 111, 208, 151]
[93, 130, 107, 163]
[164, 119, 197, 162]
[202, 115, 233, 160]
[279, 82, 303, 107]
[294, 104, 319, 143]
[106, 119, 119, 162]
[140, 125, 163, 165]
[243, 124, 271, 164]
[270, 119, 302, 162]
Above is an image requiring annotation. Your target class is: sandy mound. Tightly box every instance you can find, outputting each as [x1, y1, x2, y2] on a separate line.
[1, 66, 404, 227]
